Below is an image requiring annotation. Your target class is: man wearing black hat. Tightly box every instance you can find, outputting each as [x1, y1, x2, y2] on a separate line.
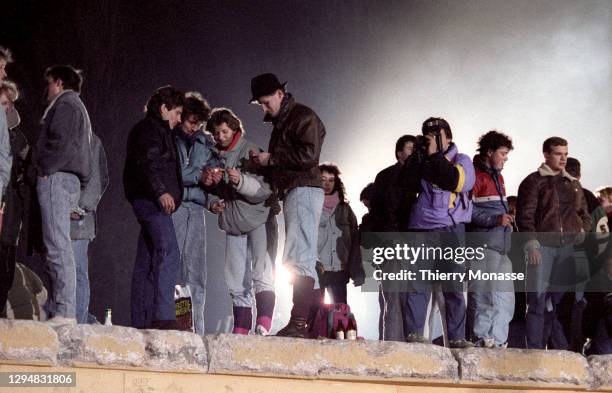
[250, 73, 326, 338]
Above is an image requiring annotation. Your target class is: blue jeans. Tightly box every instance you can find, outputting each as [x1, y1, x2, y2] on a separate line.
[172, 204, 207, 334]
[404, 225, 467, 341]
[131, 198, 180, 328]
[37, 172, 80, 318]
[73, 239, 90, 324]
[469, 249, 515, 346]
[281, 187, 324, 282]
[525, 244, 573, 349]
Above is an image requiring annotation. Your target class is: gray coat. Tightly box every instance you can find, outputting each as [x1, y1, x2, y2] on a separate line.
[0, 107, 11, 192]
[70, 133, 108, 240]
[35, 90, 92, 186]
[209, 136, 272, 236]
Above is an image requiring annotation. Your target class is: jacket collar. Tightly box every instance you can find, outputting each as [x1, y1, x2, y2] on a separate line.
[473, 154, 500, 176]
[146, 113, 172, 131]
[42, 90, 74, 121]
[174, 128, 208, 144]
[538, 163, 576, 181]
[444, 142, 459, 162]
[473, 154, 488, 172]
[264, 93, 295, 126]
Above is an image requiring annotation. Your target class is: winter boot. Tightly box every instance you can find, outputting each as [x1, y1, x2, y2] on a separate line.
[276, 276, 315, 338]
[232, 306, 252, 335]
[255, 291, 276, 335]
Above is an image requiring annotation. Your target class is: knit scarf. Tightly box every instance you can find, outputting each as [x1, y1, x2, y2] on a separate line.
[323, 191, 340, 212]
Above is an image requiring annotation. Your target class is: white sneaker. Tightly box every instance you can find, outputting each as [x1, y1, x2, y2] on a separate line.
[255, 325, 270, 336]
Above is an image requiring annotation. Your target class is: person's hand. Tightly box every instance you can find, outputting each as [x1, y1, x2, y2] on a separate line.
[227, 168, 241, 185]
[425, 134, 437, 156]
[211, 199, 225, 214]
[250, 151, 270, 166]
[158, 193, 176, 214]
[70, 212, 82, 220]
[496, 214, 514, 228]
[201, 167, 223, 186]
[526, 248, 542, 265]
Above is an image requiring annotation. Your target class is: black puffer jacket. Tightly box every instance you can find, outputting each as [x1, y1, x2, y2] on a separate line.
[265, 94, 325, 197]
[123, 115, 183, 206]
[369, 162, 416, 232]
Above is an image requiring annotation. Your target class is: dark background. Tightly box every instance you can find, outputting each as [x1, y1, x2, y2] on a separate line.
[1, 0, 610, 337]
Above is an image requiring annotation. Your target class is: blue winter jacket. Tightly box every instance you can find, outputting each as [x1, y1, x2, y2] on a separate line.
[174, 129, 220, 207]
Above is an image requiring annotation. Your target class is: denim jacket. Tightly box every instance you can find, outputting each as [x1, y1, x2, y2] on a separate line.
[174, 129, 220, 207]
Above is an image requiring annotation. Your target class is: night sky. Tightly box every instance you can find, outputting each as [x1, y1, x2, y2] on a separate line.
[2, 0, 611, 336]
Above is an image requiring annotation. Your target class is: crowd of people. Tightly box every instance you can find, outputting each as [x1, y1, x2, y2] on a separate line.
[360, 126, 611, 354]
[0, 44, 610, 356]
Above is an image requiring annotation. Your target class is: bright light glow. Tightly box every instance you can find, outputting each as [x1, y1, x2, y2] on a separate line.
[275, 264, 293, 284]
[323, 288, 331, 304]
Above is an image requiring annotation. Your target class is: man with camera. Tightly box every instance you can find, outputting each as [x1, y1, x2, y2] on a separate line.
[403, 117, 475, 348]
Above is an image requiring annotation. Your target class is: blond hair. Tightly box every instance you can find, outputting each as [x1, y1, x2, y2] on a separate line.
[595, 186, 612, 204]
[0, 80, 18, 102]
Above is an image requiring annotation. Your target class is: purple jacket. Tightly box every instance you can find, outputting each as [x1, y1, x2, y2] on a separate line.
[408, 143, 475, 230]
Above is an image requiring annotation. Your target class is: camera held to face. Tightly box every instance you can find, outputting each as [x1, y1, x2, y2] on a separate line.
[414, 130, 443, 158]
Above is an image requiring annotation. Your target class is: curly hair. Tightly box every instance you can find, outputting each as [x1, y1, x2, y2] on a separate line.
[319, 162, 347, 203]
[206, 107, 245, 135]
[183, 92, 211, 123]
[477, 130, 514, 156]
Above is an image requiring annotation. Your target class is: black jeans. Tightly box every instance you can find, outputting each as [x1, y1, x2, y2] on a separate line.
[0, 244, 16, 316]
[318, 270, 350, 304]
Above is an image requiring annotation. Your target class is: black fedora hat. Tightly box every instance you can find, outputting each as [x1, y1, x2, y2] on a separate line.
[249, 73, 287, 103]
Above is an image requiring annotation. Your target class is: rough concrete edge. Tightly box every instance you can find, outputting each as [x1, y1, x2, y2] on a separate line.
[3, 319, 612, 390]
[316, 340, 459, 382]
[451, 348, 593, 389]
[52, 323, 147, 369]
[0, 319, 60, 365]
[204, 334, 318, 377]
[204, 334, 459, 382]
[587, 355, 612, 391]
[141, 329, 208, 373]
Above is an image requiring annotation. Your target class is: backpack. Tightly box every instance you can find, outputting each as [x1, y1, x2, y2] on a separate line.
[308, 303, 357, 339]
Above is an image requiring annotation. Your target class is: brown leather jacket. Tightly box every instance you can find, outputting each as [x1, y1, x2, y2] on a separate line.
[265, 94, 325, 197]
[516, 164, 591, 246]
